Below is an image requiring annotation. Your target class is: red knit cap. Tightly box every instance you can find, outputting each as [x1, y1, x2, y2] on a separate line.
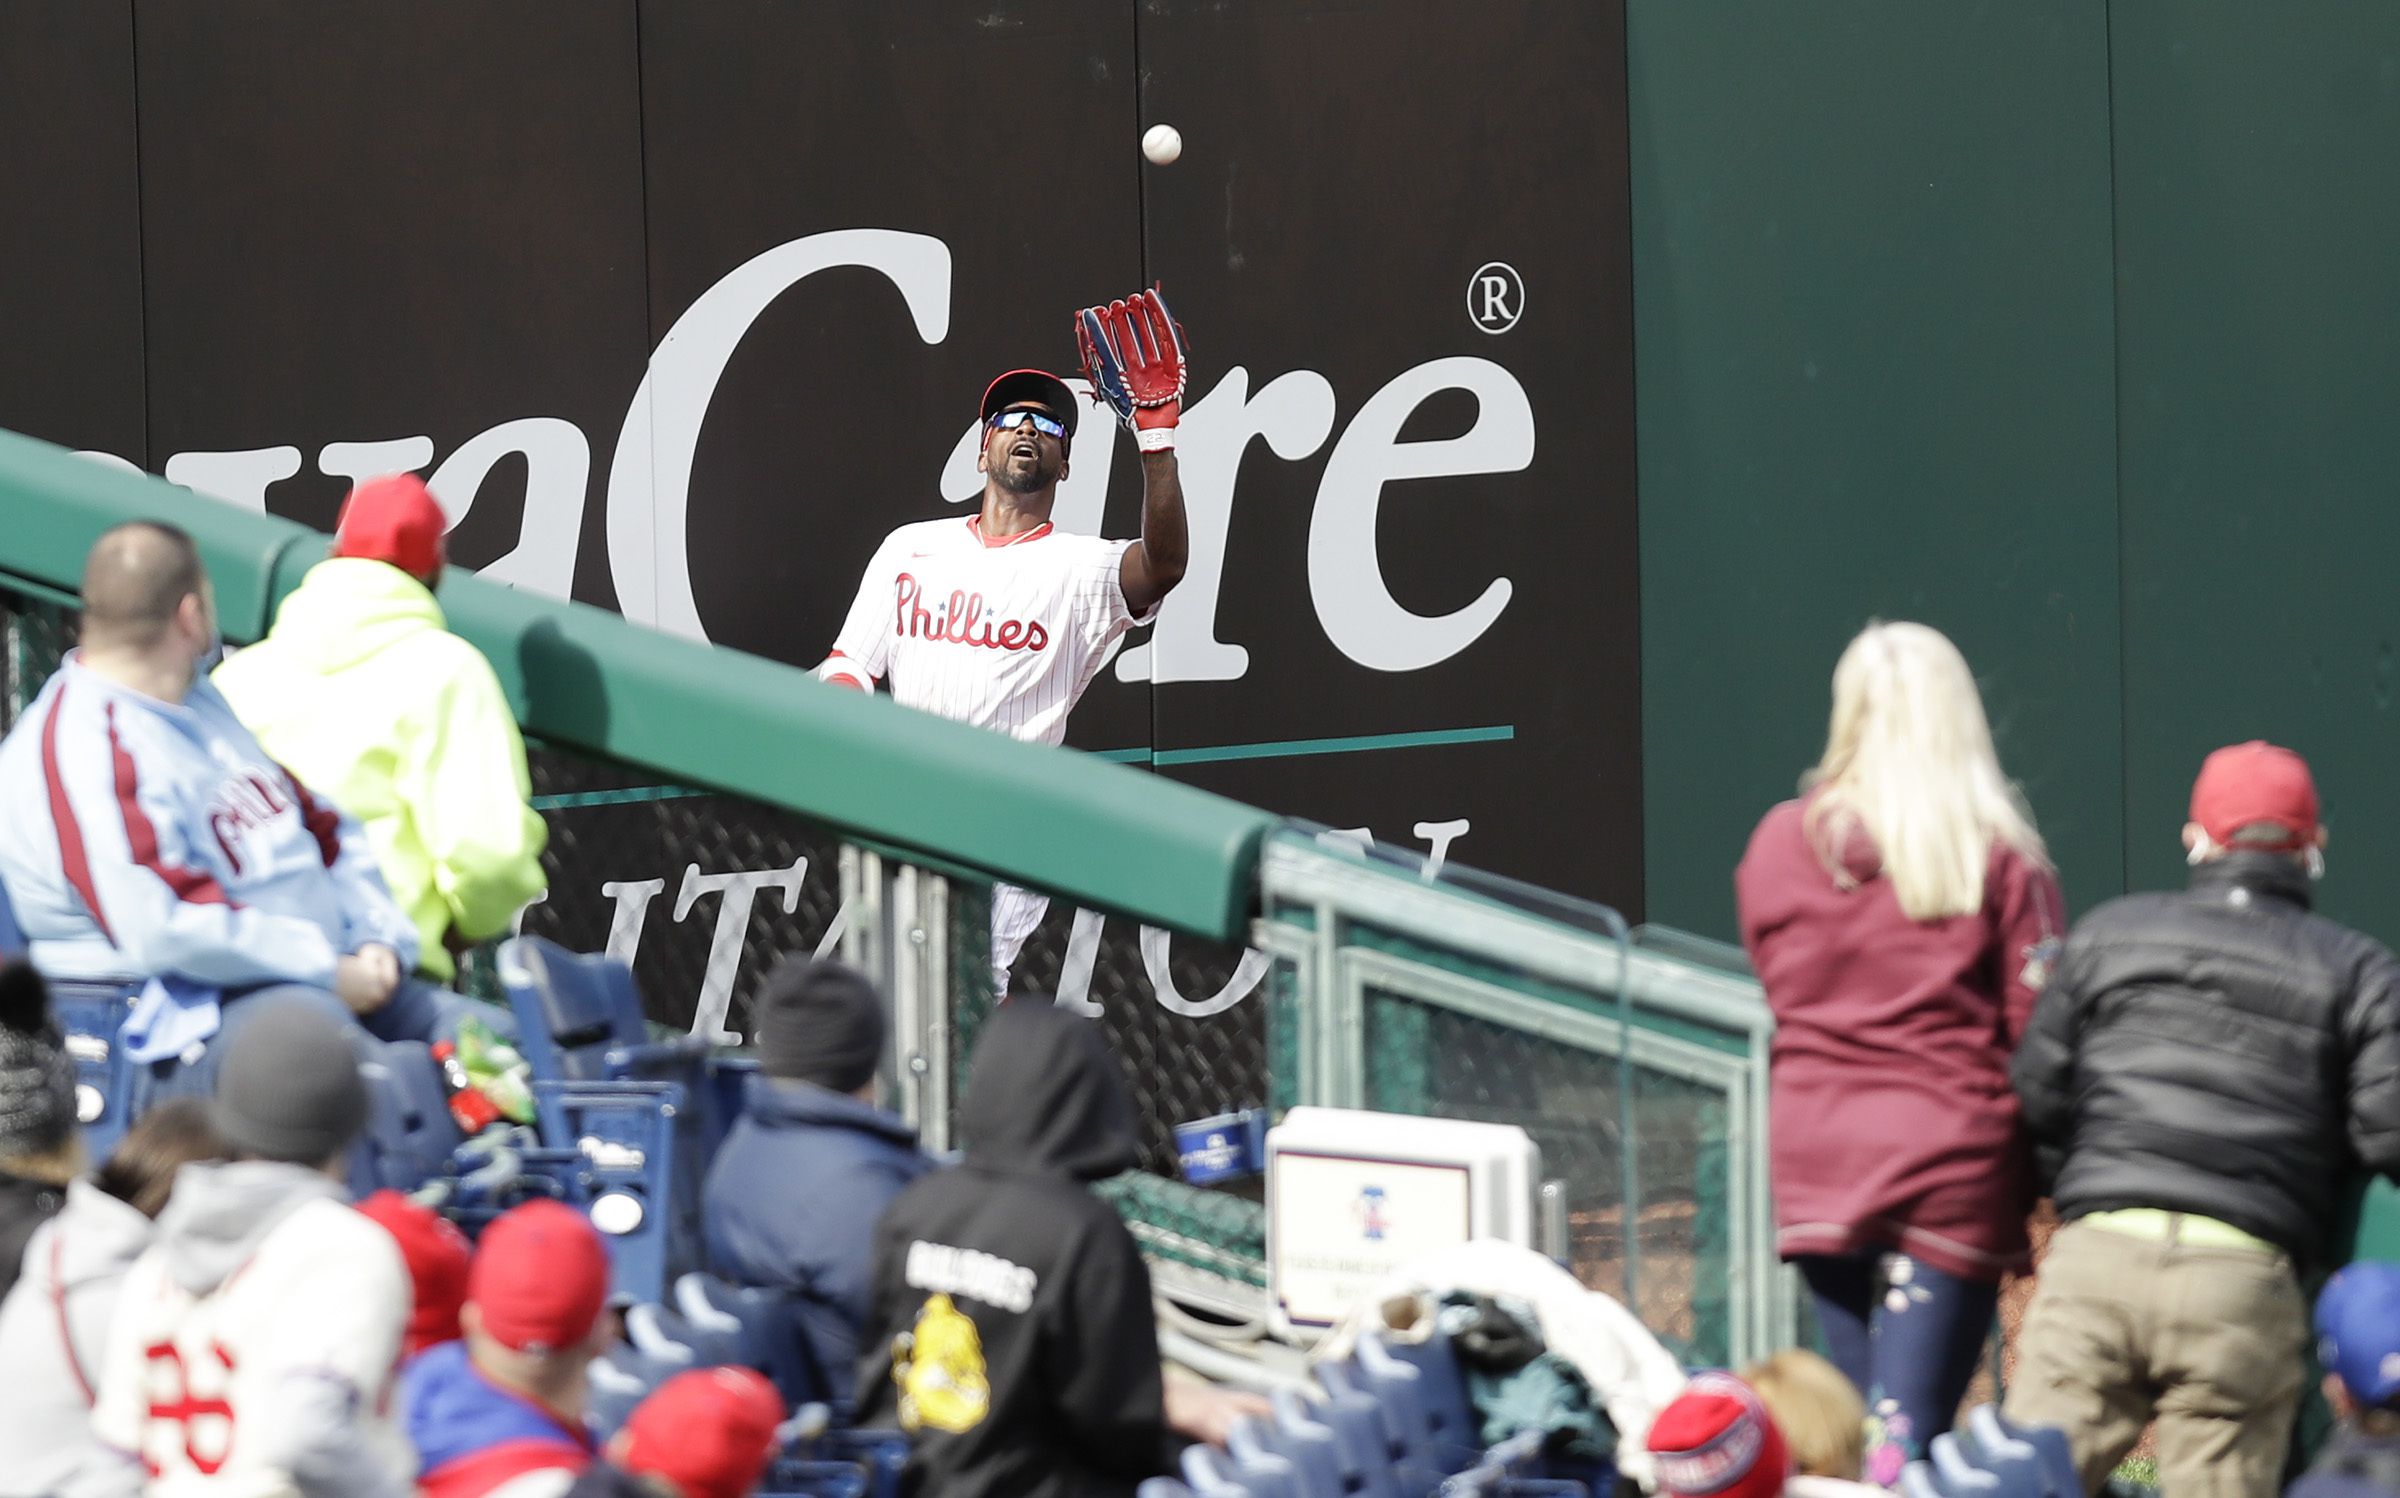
[618, 1367, 786, 1498]
[1646, 1374, 1790, 1498]
[355, 1190, 472, 1358]
[332, 473, 447, 581]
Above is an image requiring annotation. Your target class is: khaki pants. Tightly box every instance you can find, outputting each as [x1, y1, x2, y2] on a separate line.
[2004, 1218, 2308, 1498]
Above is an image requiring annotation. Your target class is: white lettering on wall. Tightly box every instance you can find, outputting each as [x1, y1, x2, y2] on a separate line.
[1308, 356, 1534, 672]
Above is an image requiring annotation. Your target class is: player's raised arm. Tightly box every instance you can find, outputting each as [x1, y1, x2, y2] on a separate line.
[1079, 287, 1190, 616]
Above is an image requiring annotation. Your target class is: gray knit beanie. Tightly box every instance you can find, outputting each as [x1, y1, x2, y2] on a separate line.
[210, 998, 368, 1165]
[0, 962, 76, 1162]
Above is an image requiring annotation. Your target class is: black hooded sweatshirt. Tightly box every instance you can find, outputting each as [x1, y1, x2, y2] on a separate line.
[854, 1000, 1167, 1498]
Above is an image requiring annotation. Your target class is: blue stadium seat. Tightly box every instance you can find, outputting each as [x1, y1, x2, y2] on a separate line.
[759, 1462, 869, 1498]
[537, 1078, 686, 1303]
[1357, 1332, 1482, 1473]
[1185, 1443, 1306, 1498]
[48, 979, 136, 1161]
[351, 1042, 466, 1196]
[624, 1300, 742, 1370]
[587, 1340, 676, 1439]
[677, 1272, 830, 1410]
[1292, 1381, 1404, 1498]
[498, 935, 707, 1088]
[1318, 1360, 1442, 1497]
[1230, 1411, 1345, 1498]
[1964, 1406, 2079, 1498]
[1900, 1407, 2073, 1498]
[788, 1430, 908, 1498]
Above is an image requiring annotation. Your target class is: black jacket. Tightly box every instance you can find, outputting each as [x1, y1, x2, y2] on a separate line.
[2012, 853, 2400, 1266]
[855, 1001, 1166, 1498]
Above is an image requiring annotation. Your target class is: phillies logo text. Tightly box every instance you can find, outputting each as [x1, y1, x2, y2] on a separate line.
[206, 769, 294, 876]
[895, 576, 1050, 653]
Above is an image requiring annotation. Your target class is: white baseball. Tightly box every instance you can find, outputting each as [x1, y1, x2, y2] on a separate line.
[1142, 124, 1182, 166]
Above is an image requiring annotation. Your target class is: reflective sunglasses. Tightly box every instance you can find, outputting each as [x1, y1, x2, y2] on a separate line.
[989, 408, 1067, 440]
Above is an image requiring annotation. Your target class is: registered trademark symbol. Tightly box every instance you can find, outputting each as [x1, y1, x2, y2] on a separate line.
[1467, 261, 1524, 334]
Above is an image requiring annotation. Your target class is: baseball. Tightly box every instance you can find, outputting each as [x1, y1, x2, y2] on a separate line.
[1142, 124, 1182, 166]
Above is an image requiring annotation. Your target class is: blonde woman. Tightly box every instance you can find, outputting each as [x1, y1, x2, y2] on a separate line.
[1735, 622, 2061, 1483]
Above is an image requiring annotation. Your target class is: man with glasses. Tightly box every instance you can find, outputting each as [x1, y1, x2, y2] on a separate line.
[817, 290, 1190, 996]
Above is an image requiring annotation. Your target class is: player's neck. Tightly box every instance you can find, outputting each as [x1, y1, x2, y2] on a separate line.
[977, 486, 1056, 540]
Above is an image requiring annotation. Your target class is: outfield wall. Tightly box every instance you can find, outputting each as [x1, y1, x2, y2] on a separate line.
[1635, 6, 2400, 948]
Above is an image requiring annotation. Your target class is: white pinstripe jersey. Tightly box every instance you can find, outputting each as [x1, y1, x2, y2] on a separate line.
[819, 515, 1156, 746]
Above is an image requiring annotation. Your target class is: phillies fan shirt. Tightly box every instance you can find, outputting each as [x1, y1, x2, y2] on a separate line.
[820, 516, 1157, 746]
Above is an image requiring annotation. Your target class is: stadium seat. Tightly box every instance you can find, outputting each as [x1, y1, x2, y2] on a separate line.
[785, 1429, 908, 1498]
[498, 935, 707, 1087]
[587, 1341, 675, 1439]
[1964, 1406, 2079, 1498]
[1291, 1383, 1405, 1498]
[47, 979, 136, 1161]
[1319, 1359, 1445, 1497]
[677, 1272, 829, 1409]
[351, 1042, 466, 1196]
[624, 1300, 740, 1370]
[1185, 1443, 1306, 1498]
[1230, 1411, 1346, 1498]
[537, 1078, 687, 1303]
[759, 1461, 869, 1498]
[1899, 1407, 2074, 1498]
[1357, 1331, 1482, 1473]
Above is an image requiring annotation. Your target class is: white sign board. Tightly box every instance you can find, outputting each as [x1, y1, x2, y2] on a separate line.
[1267, 1107, 1539, 1335]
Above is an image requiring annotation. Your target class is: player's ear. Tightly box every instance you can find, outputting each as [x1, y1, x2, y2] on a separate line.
[1058, 455, 1071, 482]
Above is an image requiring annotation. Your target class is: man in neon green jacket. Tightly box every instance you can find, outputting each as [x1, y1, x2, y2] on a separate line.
[215, 474, 548, 983]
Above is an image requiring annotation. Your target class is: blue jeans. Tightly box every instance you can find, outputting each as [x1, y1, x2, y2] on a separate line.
[127, 977, 493, 1114]
[1798, 1250, 1999, 1483]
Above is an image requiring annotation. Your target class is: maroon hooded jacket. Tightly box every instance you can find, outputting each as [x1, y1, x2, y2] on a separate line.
[1735, 796, 2063, 1282]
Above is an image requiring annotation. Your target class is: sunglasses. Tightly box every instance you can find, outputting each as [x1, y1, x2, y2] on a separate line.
[989, 408, 1067, 440]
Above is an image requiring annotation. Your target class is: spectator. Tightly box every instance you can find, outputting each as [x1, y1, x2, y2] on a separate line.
[357, 1187, 474, 1362]
[406, 1198, 613, 1498]
[1743, 1349, 1867, 1481]
[0, 1099, 224, 1496]
[1735, 621, 2062, 1472]
[563, 1366, 786, 1498]
[215, 475, 548, 984]
[78, 995, 411, 1496]
[857, 999, 1230, 1497]
[1647, 1374, 1880, 1498]
[0, 959, 79, 1301]
[2008, 741, 2400, 1498]
[0, 521, 460, 1104]
[2291, 1261, 2400, 1498]
[704, 957, 934, 1397]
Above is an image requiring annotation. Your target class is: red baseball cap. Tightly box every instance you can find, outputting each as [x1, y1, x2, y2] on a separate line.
[2190, 740, 2321, 851]
[1646, 1374, 1790, 1498]
[332, 473, 448, 581]
[467, 1200, 610, 1354]
[357, 1190, 473, 1359]
[618, 1367, 786, 1498]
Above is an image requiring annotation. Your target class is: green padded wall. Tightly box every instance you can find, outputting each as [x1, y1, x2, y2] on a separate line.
[2110, 9, 2400, 934]
[1630, 3, 2124, 938]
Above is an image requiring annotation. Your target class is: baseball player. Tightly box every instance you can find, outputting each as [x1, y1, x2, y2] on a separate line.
[818, 288, 1190, 995]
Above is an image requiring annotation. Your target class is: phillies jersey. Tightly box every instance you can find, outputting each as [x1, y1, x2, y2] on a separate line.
[818, 515, 1156, 747]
